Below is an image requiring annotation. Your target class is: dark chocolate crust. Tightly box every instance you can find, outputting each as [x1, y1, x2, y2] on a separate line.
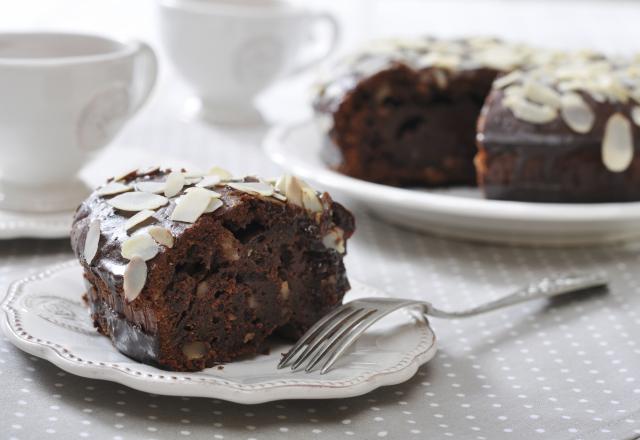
[71, 169, 355, 371]
[476, 81, 640, 203]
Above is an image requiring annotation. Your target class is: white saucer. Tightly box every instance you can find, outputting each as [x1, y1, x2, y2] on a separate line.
[264, 119, 640, 246]
[0, 261, 437, 403]
[0, 209, 73, 239]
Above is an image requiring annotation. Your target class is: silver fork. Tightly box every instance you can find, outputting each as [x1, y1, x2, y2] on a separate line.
[278, 272, 608, 375]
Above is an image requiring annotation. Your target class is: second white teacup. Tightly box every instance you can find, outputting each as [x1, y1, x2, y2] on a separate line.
[158, 0, 341, 124]
[0, 32, 158, 213]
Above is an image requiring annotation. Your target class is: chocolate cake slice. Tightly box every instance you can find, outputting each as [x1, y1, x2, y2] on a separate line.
[70, 168, 355, 372]
[313, 37, 536, 186]
[476, 57, 640, 202]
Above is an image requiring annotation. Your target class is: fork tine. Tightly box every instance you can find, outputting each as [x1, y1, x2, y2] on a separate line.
[304, 308, 377, 373]
[278, 304, 353, 369]
[319, 309, 388, 374]
[291, 307, 366, 371]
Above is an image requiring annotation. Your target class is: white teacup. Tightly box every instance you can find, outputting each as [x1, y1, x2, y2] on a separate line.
[158, 0, 341, 124]
[0, 32, 158, 213]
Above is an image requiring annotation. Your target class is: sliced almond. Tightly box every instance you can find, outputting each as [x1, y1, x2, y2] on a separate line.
[632, 106, 640, 126]
[183, 170, 206, 178]
[123, 256, 146, 302]
[184, 176, 203, 185]
[602, 112, 634, 172]
[227, 181, 274, 197]
[148, 226, 174, 248]
[275, 175, 303, 206]
[301, 187, 323, 213]
[170, 188, 212, 223]
[138, 165, 160, 175]
[97, 182, 132, 197]
[492, 70, 523, 89]
[505, 96, 557, 124]
[113, 168, 138, 182]
[208, 166, 233, 180]
[196, 175, 221, 188]
[185, 187, 221, 198]
[121, 233, 159, 261]
[134, 181, 166, 194]
[204, 198, 223, 214]
[84, 219, 101, 265]
[107, 192, 168, 212]
[523, 80, 562, 108]
[124, 209, 155, 232]
[272, 192, 287, 202]
[182, 341, 207, 360]
[560, 93, 595, 134]
[164, 171, 185, 198]
[322, 228, 345, 254]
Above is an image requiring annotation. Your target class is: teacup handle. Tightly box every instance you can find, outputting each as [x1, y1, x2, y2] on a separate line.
[129, 41, 159, 114]
[288, 11, 341, 76]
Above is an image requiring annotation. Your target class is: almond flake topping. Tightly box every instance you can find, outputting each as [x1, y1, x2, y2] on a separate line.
[301, 187, 323, 213]
[560, 93, 595, 133]
[184, 177, 203, 185]
[523, 80, 562, 108]
[121, 233, 159, 261]
[113, 168, 139, 182]
[185, 187, 221, 198]
[602, 112, 634, 172]
[275, 175, 303, 206]
[204, 198, 223, 214]
[632, 107, 640, 126]
[170, 188, 212, 223]
[196, 175, 221, 188]
[107, 192, 168, 212]
[97, 182, 132, 197]
[84, 219, 101, 265]
[164, 171, 185, 198]
[124, 209, 155, 232]
[504, 95, 557, 124]
[208, 166, 233, 180]
[227, 181, 274, 197]
[493, 70, 523, 89]
[148, 226, 174, 248]
[134, 181, 166, 194]
[123, 256, 147, 302]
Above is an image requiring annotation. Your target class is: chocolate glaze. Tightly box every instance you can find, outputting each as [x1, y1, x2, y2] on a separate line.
[312, 37, 532, 187]
[476, 85, 640, 202]
[71, 169, 355, 371]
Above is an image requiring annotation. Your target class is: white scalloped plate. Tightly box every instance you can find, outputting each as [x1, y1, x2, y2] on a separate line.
[0, 261, 437, 403]
[263, 119, 640, 246]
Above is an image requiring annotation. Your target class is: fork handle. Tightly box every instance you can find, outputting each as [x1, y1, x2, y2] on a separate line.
[424, 272, 608, 319]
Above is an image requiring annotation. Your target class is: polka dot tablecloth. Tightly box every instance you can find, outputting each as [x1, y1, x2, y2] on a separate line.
[2, 226, 640, 440]
[3, 2, 640, 437]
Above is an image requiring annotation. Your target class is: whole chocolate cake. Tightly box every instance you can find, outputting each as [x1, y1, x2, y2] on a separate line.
[313, 37, 538, 186]
[477, 58, 640, 202]
[70, 167, 355, 372]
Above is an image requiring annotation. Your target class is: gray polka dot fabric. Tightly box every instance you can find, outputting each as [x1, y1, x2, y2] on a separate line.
[2, 219, 640, 440]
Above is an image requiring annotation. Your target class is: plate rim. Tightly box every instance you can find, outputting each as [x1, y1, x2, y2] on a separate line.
[0, 209, 73, 239]
[0, 260, 437, 404]
[263, 119, 640, 223]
